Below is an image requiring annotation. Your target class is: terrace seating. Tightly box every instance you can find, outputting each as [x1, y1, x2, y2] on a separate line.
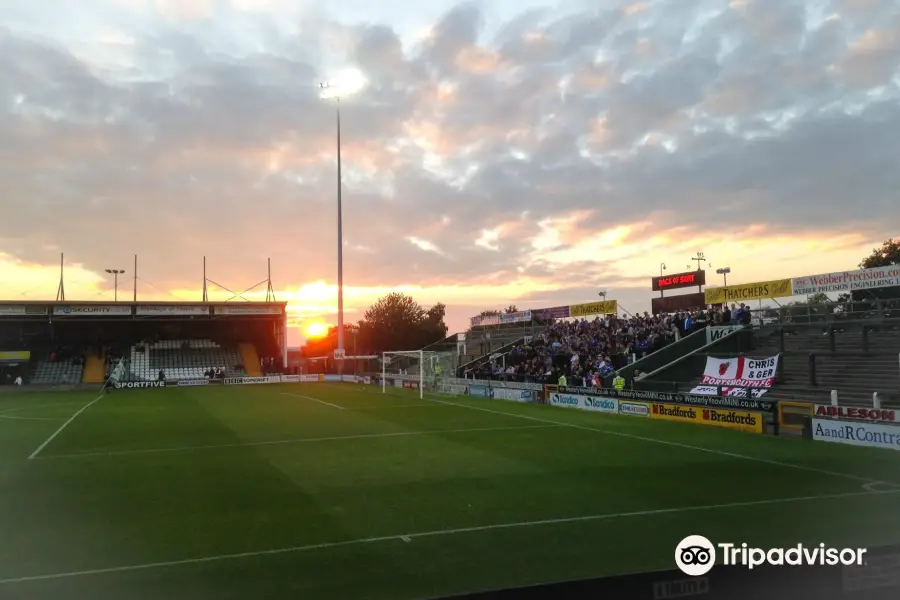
[30, 358, 85, 385]
[124, 339, 247, 381]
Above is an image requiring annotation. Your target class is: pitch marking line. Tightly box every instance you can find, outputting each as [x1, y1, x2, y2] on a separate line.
[0, 415, 60, 422]
[0, 488, 895, 586]
[0, 402, 86, 415]
[425, 397, 900, 488]
[27, 393, 104, 460]
[280, 392, 345, 410]
[33, 424, 559, 460]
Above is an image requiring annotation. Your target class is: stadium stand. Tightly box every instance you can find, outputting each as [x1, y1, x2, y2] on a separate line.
[0, 301, 286, 387]
[123, 338, 246, 382]
[30, 353, 85, 385]
[463, 312, 695, 384]
[637, 320, 900, 406]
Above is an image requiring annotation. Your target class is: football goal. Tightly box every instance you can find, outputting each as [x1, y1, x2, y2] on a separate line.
[381, 350, 455, 399]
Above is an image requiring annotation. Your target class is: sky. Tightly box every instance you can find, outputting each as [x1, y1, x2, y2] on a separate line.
[0, 0, 898, 346]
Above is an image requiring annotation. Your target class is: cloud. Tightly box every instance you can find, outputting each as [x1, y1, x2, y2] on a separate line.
[0, 0, 898, 343]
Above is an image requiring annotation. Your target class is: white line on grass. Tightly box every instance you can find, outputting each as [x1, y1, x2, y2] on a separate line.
[425, 397, 900, 488]
[27, 394, 104, 460]
[280, 392, 345, 410]
[0, 415, 60, 421]
[33, 424, 559, 460]
[0, 402, 86, 415]
[0, 487, 895, 586]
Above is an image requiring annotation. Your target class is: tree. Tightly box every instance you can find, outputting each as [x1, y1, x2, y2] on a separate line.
[807, 292, 830, 305]
[354, 292, 448, 354]
[479, 309, 501, 317]
[850, 238, 900, 302]
[504, 305, 518, 314]
[860, 238, 900, 269]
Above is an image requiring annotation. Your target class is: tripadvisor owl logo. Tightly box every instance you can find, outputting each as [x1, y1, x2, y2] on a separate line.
[675, 535, 716, 576]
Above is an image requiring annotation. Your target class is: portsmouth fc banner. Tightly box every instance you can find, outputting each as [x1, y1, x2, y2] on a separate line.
[690, 355, 779, 397]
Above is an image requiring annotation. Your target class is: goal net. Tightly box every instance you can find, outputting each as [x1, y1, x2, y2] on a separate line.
[381, 350, 455, 399]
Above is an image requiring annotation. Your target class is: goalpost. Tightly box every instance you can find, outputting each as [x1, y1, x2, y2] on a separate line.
[381, 350, 455, 399]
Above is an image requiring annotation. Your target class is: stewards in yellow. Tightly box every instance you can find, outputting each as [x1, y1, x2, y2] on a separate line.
[558, 373, 567, 386]
[613, 374, 625, 390]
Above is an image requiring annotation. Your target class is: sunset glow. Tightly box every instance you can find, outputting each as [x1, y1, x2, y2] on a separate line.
[304, 321, 329, 339]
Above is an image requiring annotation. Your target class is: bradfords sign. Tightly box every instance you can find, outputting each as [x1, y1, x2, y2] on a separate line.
[224, 376, 281, 385]
[54, 305, 132, 316]
[814, 405, 896, 423]
[812, 418, 900, 451]
[136, 305, 210, 316]
[115, 381, 166, 389]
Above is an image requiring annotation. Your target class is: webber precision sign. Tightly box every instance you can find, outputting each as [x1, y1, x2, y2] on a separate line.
[560, 387, 775, 412]
[814, 405, 896, 423]
[115, 381, 166, 389]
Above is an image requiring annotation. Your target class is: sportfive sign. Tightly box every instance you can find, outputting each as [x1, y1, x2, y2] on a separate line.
[814, 405, 896, 423]
[115, 381, 166, 389]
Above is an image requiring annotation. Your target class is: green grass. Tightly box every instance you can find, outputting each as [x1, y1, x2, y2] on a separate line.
[1, 382, 899, 600]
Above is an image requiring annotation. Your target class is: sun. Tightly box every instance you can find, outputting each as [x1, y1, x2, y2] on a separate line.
[305, 321, 328, 338]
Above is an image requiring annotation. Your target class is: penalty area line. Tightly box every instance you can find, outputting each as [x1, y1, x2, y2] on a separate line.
[0, 488, 895, 585]
[280, 392, 345, 410]
[27, 393, 104, 460]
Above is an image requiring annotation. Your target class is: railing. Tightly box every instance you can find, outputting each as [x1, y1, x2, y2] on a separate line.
[456, 337, 526, 377]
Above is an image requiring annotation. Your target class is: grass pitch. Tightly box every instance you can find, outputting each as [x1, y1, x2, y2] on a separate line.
[1, 382, 899, 599]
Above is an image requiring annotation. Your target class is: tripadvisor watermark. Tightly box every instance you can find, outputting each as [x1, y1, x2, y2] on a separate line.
[675, 535, 867, 576]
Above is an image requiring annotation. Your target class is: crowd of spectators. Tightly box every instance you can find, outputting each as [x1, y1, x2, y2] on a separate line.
[467, 307, 749, 384]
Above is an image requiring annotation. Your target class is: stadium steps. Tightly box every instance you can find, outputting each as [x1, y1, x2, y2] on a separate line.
[239, 343, 262, 376]
[82, 355, 106, 383]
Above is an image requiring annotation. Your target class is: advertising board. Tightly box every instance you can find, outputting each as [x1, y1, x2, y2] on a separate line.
[569, 300, 618, 318]
[300, 374, 321, 383]
[214, 305, 283, 315]
[224, 376, 281, 385]
[619, 402, 650, 417]
[705, 325, 742, 345]
[468, 385, 493, 398]
[323, 375, 342, 382]
[549, 393, 618, 413]
[281, 375, 301, 383]
[792, 265, 900, 295]
[0, 305, 48, 316]
[814, 405, 896, 423]
[558, 387, 775, 412]
[135, 305, 210, 316]
[492, 388, 535, 402]
[342, 375, 358, 383]
[652, 270, 705, 292]
[811, 418, 900, 451]
[115, 381, 166, 389]
[176, 379, 209, 386]
[650, 403, 763, 433]
[54, 305, 132, 316]
[704, 279, 792, 304]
